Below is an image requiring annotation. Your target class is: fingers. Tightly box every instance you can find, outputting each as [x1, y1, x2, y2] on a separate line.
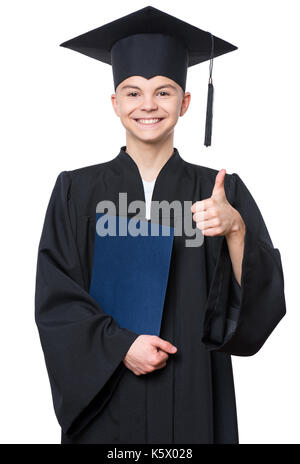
[192, 208, 217, 223]
[195, 218, 221, 230]
[156, 349, 169, 363]
[137, 359, 167, 375]
[153, 336, 177, 354]
[212, 169, 226, 195]
[148, 350, 169, 371]
[191, 169, 228, 215]
[201, 227, 222, 237]
[156, 361, 167, 370]
[191, 198, 213, 213]
[131, 337, 178, 376]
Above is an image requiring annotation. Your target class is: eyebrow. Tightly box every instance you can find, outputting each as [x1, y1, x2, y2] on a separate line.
[120, 84, 178, 92]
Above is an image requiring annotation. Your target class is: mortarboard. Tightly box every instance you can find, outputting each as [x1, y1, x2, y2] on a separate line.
[60, 6, 238, 146]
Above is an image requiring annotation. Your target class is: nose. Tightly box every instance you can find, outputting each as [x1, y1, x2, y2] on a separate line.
[140, 95, 158, 112]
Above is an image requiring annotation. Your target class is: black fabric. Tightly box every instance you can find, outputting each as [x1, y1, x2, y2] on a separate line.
[201, 173, 287, 355]
[34, 146, 286, 444]
[59, 6, 237, 89]
[34, 169, 139, 436]
[111, 33, 189, 92]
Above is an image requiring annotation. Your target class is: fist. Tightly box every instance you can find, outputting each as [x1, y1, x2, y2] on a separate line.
[123, 335, 177, 376]
[191, 169, 242, 237]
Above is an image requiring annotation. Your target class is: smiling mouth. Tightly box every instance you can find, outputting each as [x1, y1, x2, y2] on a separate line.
[133, 118, 164, 128]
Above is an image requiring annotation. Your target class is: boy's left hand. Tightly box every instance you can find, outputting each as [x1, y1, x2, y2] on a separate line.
[191, 169, 245, 237]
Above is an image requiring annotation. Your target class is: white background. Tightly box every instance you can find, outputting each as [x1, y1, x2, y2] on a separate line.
[0, 0, 298, 444]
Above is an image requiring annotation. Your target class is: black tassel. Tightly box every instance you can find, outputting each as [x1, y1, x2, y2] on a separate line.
[204, 80, 214, 147]
[204, 33, 214, 147]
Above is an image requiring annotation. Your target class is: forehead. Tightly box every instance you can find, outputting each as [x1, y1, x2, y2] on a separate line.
[117, 75, 179, 92]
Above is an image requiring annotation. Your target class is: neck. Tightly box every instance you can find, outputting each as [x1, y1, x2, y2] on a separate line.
[125, 135, 174, 182]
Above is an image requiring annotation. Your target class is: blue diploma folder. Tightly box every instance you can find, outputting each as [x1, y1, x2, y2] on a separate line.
[89, 213, 174, 335]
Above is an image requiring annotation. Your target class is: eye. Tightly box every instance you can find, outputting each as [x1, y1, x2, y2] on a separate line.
[127, 91, 170, 97]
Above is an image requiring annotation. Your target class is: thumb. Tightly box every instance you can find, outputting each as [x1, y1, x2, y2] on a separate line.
[212, 169, 226, 199]
[153, 337, 177, 353]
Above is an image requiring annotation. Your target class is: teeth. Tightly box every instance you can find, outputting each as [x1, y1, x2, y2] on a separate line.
[136, 119, 161, 124]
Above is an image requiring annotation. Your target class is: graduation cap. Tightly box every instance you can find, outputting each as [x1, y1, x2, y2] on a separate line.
[60, 5, 238, 147]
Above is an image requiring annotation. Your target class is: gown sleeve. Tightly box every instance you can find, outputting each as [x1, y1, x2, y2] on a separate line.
[201, 172, 286, 356]
[34, 171, 139, 437]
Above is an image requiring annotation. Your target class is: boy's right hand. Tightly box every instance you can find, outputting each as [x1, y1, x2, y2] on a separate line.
[123, 335, 177, 376]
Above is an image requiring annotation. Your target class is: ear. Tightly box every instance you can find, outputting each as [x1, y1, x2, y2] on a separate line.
[180, 91, 191, 117]
[111, 94, 120, 117]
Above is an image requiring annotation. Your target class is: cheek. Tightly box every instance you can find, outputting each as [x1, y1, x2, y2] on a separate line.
[164, 100, 181, 116]
[119, 100, 138, 115]
[127, 101, 140, 111]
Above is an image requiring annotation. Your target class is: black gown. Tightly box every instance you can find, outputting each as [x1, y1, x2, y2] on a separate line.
[34, 146, 286, 444]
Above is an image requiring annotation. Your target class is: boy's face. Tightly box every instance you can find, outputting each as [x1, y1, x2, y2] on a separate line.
[111, 75, 190, 143]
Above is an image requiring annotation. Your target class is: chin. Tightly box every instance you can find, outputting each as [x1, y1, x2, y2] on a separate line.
[134, 133, 164, 144]
[125, 126, 164, 141]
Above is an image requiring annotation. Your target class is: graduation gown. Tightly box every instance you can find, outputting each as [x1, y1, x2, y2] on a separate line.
[34, 146, 286, 444]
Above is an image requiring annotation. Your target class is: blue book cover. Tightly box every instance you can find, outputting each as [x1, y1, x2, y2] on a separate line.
[89, 213, 174, 335]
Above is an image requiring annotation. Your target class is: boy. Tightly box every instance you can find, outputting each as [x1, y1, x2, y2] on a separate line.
[35, 6, 286, 444]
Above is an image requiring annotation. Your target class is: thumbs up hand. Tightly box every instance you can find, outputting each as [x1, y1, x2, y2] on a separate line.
[191, 169, 244, 238]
